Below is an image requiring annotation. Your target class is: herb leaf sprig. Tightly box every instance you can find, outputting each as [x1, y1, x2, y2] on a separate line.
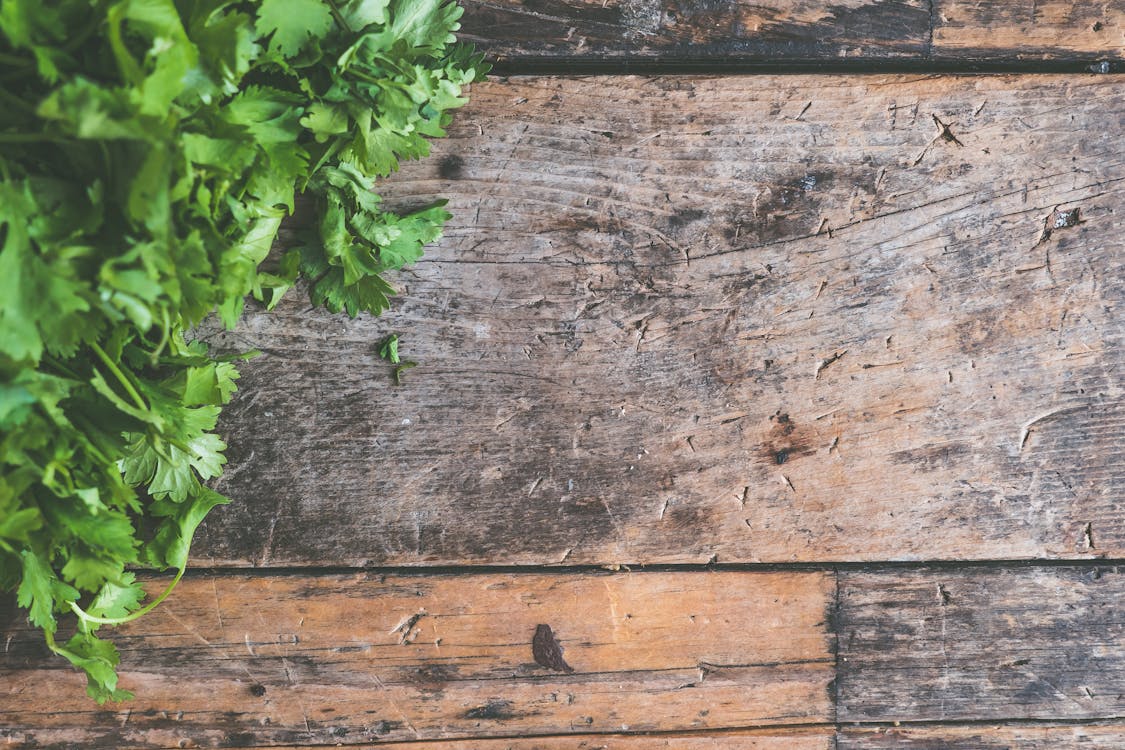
[0, 0, 485, 702]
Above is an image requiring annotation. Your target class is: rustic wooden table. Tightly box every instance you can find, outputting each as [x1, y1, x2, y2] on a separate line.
[3, 1, 1123, 748]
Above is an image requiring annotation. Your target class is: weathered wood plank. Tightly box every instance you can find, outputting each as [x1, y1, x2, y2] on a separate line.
[0, 572, 834, 747]
[460, 0, 931, 64]
[195, 74, 1125, 567]
[935, 1, 1125, 61]
[837, 566, 1125, 722]
[840, 724, 1125, 749]
[279, 728, 836, 749]
[459, 0, 1125, 64]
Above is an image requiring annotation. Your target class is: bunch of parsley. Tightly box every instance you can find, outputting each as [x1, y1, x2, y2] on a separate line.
[0, 0, 484, 702]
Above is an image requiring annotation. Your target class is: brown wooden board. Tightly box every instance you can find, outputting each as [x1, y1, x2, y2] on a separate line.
[194, 74, 1125, 568]
[934, 1, 1125, 62]
[839, 724, 1125, 749]
[837, 566, 1125, 722]
[277, 728, 836, 749]
[458, 0, 1125, 65]
[460, 0, 932, 65]
[0, 572, 834, 747]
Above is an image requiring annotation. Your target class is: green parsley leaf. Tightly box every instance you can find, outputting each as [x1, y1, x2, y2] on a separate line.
[255, 0, 334, 57]
[1, 0, 486, 703]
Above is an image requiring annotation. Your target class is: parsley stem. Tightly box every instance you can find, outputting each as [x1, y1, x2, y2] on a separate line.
[43, 628, 62, 654]
[325, 0, 354, 34]
[302, 139, 343, 190]
[68, 414, 116, 465]
[89, 342, 147, 411]
[40, 354, 81, 379]
[147, 309, 171, 365]
[69, 566, 185, 626]
[43, 629, 79, 663]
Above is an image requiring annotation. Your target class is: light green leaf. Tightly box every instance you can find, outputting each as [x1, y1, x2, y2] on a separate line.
[256, 0, 334, 57]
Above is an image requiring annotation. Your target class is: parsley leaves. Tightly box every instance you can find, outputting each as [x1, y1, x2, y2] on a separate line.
[0, 0, 485, 702]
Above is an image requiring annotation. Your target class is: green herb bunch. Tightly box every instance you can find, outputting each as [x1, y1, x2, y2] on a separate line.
[0, 0, 485, 702]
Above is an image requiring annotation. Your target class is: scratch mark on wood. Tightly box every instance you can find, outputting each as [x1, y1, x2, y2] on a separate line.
[1035, 206, 1083, 248]
[527, 476, 544, 497]
[371, 671, 421, 738]
[815, 350, 847, 379]
[931, 114, 964, 146]
[391, 611, 427, 645]
[1018, 406, 1084, 453]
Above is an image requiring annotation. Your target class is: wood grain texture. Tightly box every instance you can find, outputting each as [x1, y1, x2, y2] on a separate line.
[837, 566, 1125, 722]
[0, 572, 834, 747]
[460, 0, 931, 63]
[935, 1, 1125, 60]
[840, 724, 1125, 749]
[459, 0, 1125, 64]
[194, 74, 1125, 568]
[275, 728, 836, 749]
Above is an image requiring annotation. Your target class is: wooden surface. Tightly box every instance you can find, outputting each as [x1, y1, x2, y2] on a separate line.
[7, 567, 1125, 745]
[4, 3, 1125, 749]
[286, 731, 837, 749]
[1, 572, 832, 745]
[839, 725, 1125, 749]
[195, 73, 1125, 567]
[838, 567, 1125, 721]
[460, 0, 1125, 65]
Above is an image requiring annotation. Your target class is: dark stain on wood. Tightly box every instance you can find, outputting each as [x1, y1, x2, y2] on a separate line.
[438, 154, 465, 180]
[760, 412, 818, 468]
[889, 443, 971, 473]
[412, 662, 460, 686]
[532, 624, 575, 673]
[723, 171, 840, 247]
[464, 699, 519, 720]
[224, 732, 257, 747]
